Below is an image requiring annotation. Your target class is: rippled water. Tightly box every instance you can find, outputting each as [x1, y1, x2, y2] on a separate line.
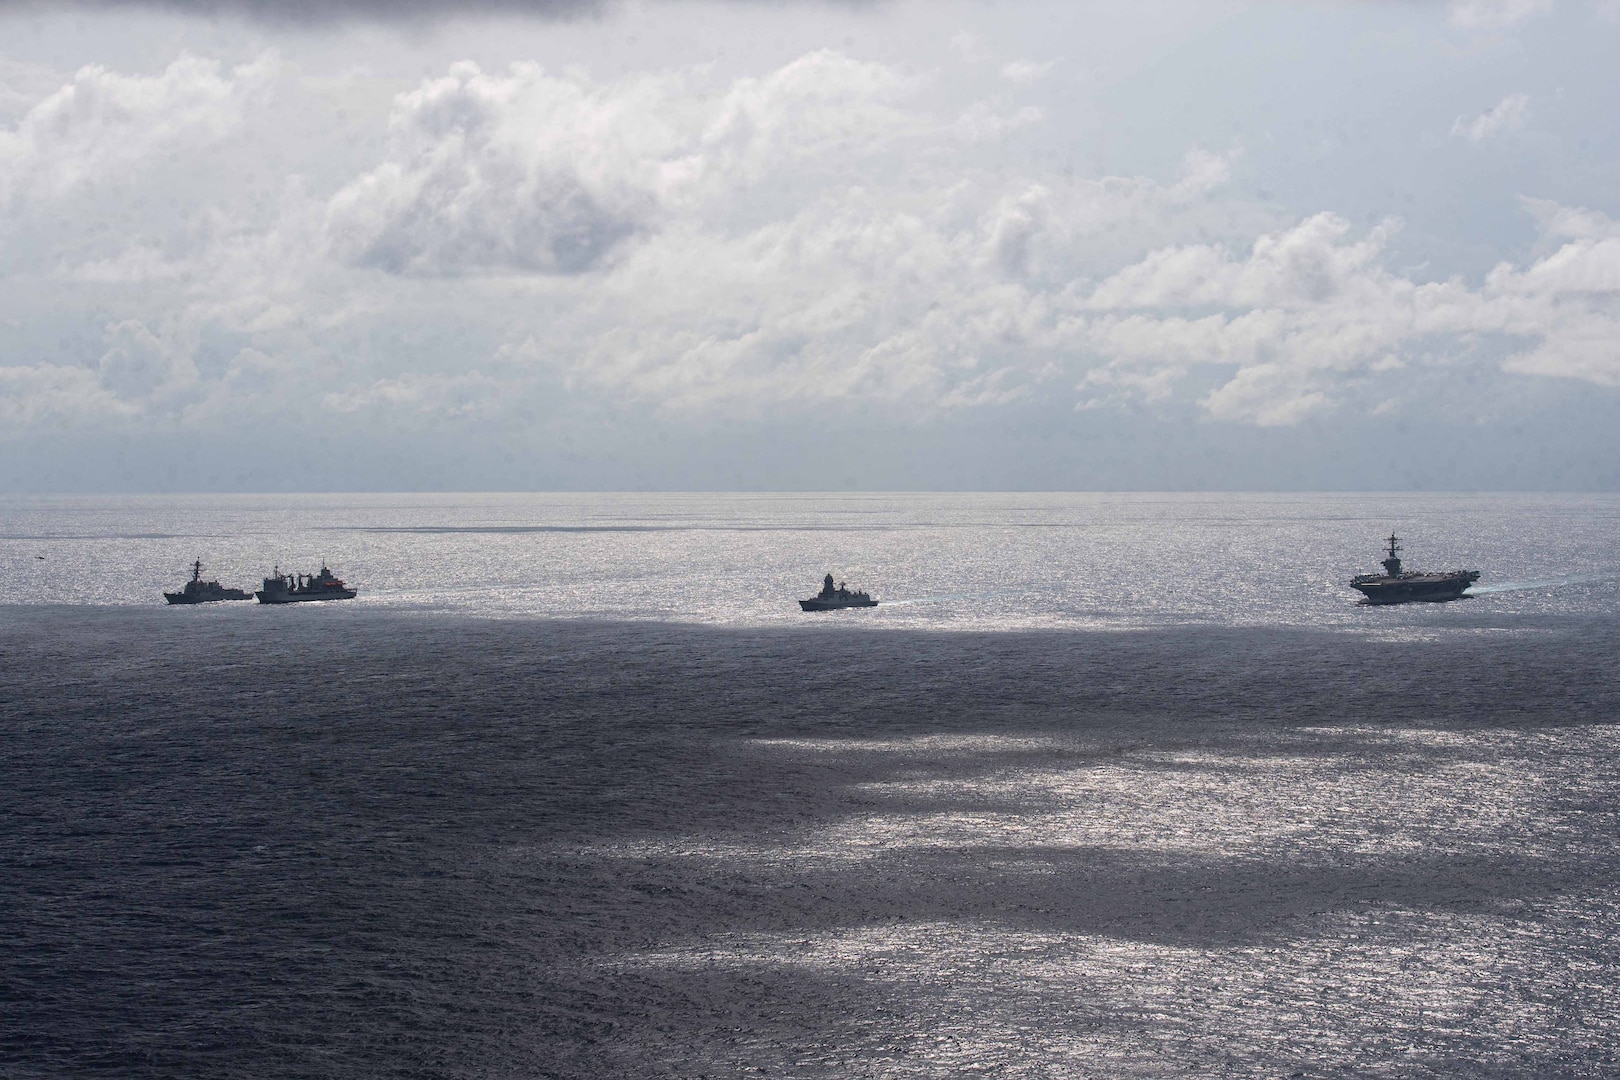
[4, 493, 1620, 1078]
[4, 491, 1620, 628]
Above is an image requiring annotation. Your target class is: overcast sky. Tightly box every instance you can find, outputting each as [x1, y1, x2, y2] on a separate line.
[1, 0, 1618, 491]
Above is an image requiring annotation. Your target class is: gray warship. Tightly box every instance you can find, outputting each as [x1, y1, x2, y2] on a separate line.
[800, 573, 878, 611]
[256, 563, 357, 604]
[164, 559, 252, 604]
[1350, 535, 1479, 605]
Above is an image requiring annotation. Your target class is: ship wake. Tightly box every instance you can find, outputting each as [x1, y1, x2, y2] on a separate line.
[880, 591, 1014, 607]
[1470, 572, 1616, 595]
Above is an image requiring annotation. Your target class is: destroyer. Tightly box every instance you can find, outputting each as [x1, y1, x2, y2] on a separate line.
[800, 573, 878, 611]
[256, 563, 358, 604]
[164, 559, 251, 604]
[1350, 535, 1479, 605]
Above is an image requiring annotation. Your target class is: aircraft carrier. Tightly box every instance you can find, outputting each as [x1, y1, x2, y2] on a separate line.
[1350, 535, 1479, 605]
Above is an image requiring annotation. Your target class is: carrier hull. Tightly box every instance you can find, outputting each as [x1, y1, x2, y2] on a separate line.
[1350, 573, 1478, 605]
[1349, 536, 1479, 605]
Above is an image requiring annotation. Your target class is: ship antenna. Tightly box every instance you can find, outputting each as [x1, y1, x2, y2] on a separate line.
[1381, 534, 1404, 577]
[193, 557, 202, 581]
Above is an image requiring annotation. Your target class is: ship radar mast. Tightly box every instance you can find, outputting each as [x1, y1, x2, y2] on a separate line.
[192, 558, 203, 582]
[1382, 534, 1403, 577]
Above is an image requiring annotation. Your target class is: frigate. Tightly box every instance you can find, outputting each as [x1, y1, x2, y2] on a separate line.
[800, 573, 878, 611]
[164, 559, 251, 604]
[1349, 535, 1479, 605]
[256, 563, 358, 604]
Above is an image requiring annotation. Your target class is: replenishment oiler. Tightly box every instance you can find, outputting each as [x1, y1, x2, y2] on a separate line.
[800, 573, 878, 611]
[256, 564, 358, 604]
[1349, 535, 1479, 605]
[164, 559, 252, 604]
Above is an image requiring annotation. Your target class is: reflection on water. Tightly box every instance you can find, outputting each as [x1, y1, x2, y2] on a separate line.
[3, 491, 1620, 631]
[6, 495, 1620, 1077]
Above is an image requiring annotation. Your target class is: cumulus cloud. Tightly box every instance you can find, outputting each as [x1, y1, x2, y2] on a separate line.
[98, 319, 197, 400]
[1072, 200, 1620, 423]
[4, 46, 1620, 447]
[1479, 206, 1620, 386]
[1452, 93, 1530, 141]
[0, 53, 277, 208]
[1074, 215, 1471, 424]
[326, 61, 658, 275]
[326, 51, 920, 276]
[0, 361, 132, 429]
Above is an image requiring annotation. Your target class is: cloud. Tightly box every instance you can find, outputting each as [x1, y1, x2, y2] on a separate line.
[97, 319, 197, 401]
[1483, 206, 1620, 386]
[1447, 0, 1554, 30]
[1518, 195, 1620, 241]
[0, 53, 277, 208]
[1084, 212, 1389, 312]
[1501, 312, 1620, 385]
[1000, 59, 1054, 85]
[3, 0, 881, 23]
[1072, 200, 1620, 423]
[1073, 215, 1474, 424]
[5, 47, 1620, 446]
[953, 101, 1043, 143]
[0, 0, 604, 22]
[1451, 93, 1530, 141]
[0, 361, 131, 430]
[1200, 366, 1331, 427]
[321, 371, 507, 418]
[325, 61, 659, 275]
[325, 51, 920, 276]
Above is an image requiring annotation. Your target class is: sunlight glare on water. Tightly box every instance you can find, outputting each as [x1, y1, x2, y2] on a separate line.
[592, 722, 1620, 1075]
[6, 493, 1620, 1077]
[3, 491, 1620, 631]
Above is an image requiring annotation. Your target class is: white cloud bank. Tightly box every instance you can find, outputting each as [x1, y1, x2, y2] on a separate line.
[1, 47, 1618, 442]
[0, 52, 277, 208]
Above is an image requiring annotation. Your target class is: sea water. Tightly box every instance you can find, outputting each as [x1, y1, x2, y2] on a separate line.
[4, 492, 1619, 1077]
[4, 490, 1619, 626]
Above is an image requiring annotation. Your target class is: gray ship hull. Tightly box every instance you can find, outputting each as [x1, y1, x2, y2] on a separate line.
[257, 564, 357, 604]
[1350, 572, 1478, 605]
[165, 589, 251, 604]
[800, 597, 878, 611]
[165, 560, 251, 604]
[256, 588, 357, 604]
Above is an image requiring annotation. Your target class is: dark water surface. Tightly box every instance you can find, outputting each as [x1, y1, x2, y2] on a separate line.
[5, 606, 1619, 1078]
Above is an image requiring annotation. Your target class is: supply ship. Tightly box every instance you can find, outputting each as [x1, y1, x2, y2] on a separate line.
[1349, 535, 1479, 605]
[256, 564, 358, 604]
[800, 573, 878, 611]
[164, 559, 251, 604]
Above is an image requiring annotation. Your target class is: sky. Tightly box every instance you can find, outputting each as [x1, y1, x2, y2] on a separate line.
[1, 0, 1619, 491]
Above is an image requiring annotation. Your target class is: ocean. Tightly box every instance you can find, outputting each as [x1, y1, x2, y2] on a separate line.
[4, 492, 1619, 1077]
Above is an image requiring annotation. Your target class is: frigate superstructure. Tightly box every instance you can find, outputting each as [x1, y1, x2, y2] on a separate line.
[1350, 535, 1479, 605]
[256, 563, 358, 604]
[164, 559, 251, 604]
[800, 573, 878, 611]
